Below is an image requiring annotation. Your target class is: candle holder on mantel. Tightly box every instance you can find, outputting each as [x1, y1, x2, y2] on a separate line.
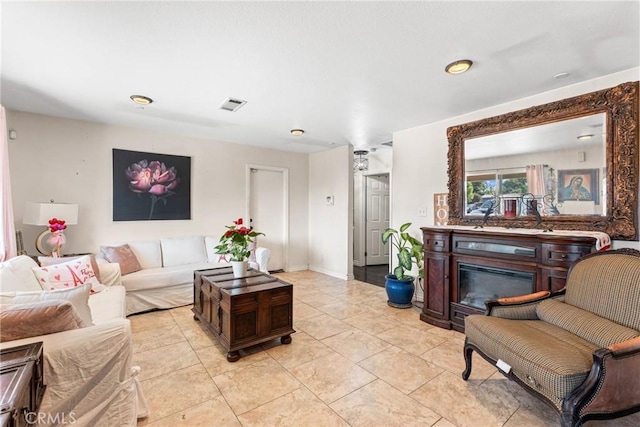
[501, 194, 522, 228]
[522, 193, 544, 229]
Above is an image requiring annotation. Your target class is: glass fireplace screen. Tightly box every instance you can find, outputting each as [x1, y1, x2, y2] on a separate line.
[458, 263, 534, 310]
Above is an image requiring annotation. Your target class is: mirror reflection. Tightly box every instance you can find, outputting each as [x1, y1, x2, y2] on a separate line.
[464, 113, 606, 218]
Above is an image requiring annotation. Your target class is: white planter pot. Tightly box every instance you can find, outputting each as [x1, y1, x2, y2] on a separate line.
[231, 260, 248, 278]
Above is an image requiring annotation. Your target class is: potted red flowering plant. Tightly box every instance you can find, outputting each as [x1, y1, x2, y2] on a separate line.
[214, 218, 264, 277]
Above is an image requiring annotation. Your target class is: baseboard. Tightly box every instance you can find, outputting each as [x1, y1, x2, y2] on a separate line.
[285, 264, 309, 272]
[308, 265, 351, 280]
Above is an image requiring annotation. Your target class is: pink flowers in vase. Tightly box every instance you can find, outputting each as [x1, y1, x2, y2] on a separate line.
[47, 218, 67, 257]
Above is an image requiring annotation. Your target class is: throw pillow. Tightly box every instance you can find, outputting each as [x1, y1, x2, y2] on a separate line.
[0, 283, 93, 326]
[38, 254, 101, 282]
[100, 244, 142, 275]
[32, 255, 105, 294]
[0, 255, 44, 292]
[0, 300, 86, 342]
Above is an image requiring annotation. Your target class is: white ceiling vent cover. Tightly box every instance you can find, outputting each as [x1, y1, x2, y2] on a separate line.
[218, 98, 247, 112]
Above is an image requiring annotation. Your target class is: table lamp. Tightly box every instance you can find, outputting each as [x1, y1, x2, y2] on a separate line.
[23, 201, 78, 256]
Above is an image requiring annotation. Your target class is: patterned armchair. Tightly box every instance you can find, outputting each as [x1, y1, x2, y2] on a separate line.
[462, 248, 640, 427]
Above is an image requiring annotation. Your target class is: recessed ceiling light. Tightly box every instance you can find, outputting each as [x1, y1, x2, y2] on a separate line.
[577, 134, 594, 140]
[445, 59, 473, 75]
[290, 129, 305, 136]
[554, 72, 570, 80]
[130, 95, 153, 105]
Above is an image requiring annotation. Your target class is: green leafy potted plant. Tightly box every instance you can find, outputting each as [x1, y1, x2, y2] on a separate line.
[381, 222, 423, 308]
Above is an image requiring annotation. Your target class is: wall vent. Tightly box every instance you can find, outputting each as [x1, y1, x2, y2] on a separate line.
[218, 97, 247, 112]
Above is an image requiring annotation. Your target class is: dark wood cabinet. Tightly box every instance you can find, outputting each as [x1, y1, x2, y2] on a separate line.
[0, 342, 45, 427]
[193, 267, 294, 362]
[420, 227, 597, 332]
[423, 252, 450, 328]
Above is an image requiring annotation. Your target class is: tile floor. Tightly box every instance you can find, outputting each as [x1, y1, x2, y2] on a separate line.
[132, 271, 640, 427]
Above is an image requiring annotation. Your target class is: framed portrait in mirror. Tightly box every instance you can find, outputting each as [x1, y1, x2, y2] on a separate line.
[558, 169, 599, 204]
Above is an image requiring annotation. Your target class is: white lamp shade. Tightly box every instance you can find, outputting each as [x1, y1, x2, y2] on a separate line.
[23, 202, 78, 226]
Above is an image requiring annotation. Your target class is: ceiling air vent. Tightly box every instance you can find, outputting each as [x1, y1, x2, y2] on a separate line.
[381, 141, 393, 147]
[218, 97, 247, 112]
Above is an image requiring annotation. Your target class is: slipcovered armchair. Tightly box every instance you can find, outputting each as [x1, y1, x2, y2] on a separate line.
[462, 248, 640, 427]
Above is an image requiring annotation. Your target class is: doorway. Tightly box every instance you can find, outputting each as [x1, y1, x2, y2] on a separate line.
[246, 165, 289, 272]
[365, 174, 390, 265]
[354, 173, 390, 286]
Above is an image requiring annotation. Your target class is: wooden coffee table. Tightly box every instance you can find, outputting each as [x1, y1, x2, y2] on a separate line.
[1, 342, 45, 425]
[192, 267, 294, 362]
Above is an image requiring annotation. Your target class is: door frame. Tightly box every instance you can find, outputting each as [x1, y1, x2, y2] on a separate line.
[354, 171, 390, 267]
[245, 164, 290, 272]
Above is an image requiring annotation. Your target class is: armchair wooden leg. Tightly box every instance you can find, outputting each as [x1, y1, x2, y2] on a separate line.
[462, 341, 474, 380]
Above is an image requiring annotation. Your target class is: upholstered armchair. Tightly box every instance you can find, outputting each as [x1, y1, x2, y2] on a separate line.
[462, 248, 640, 427]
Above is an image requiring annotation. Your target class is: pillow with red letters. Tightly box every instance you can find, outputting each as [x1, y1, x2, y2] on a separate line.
[32, 255, 105, 293]
[38, 254, 101, 282]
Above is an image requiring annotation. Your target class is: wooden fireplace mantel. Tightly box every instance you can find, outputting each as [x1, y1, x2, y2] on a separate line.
[420, 226, 600, 332]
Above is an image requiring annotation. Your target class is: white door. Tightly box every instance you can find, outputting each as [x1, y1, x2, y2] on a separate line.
[365, 174, 390, 265]
[249, 167, 286, 271]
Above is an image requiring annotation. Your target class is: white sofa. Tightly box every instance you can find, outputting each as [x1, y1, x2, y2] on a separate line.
[0, 255, 147, 427]
[98, 235, 270, 316]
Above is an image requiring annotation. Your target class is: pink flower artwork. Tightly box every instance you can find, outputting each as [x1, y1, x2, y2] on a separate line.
[125, 159, 180, 220]
[113, 149, 191, 221]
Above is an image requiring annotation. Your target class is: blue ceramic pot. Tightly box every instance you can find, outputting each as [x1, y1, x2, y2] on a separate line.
[384, 274, 415, 308]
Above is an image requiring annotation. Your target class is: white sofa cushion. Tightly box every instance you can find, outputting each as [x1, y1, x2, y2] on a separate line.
[89, 286, 126, 324]
[124, 240, 163, 269]
[0, 255, 43, 292]
[0, 283, 94, 326]
[161, 236, 207, 267]
[205, 235, 222, 262]
[121, 262, 227, 292]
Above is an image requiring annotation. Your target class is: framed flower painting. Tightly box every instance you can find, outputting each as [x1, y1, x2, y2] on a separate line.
[112, 149, 191, 221]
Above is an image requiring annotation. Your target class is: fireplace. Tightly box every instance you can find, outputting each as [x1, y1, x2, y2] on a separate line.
[458, 263, 535, 310]
[420, 227, 597, 331]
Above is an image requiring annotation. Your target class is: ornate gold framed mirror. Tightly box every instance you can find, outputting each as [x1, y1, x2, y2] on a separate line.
[447, 81, 639, 240]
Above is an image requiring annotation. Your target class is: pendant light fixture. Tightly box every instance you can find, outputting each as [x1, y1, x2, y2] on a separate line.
[353, 150, 369, 171]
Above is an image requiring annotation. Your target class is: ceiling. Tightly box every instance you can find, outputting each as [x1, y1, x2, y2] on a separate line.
[1, 1, 638, 154]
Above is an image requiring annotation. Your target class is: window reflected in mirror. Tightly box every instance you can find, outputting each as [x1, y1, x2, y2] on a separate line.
[464, 113, 606, 217]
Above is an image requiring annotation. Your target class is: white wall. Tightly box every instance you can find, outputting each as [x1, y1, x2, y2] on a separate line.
[7, 111, 310, 268]
[353, 149, 392, 266]
[308, 145, 353, 279]
[392, 68, 640, 251]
